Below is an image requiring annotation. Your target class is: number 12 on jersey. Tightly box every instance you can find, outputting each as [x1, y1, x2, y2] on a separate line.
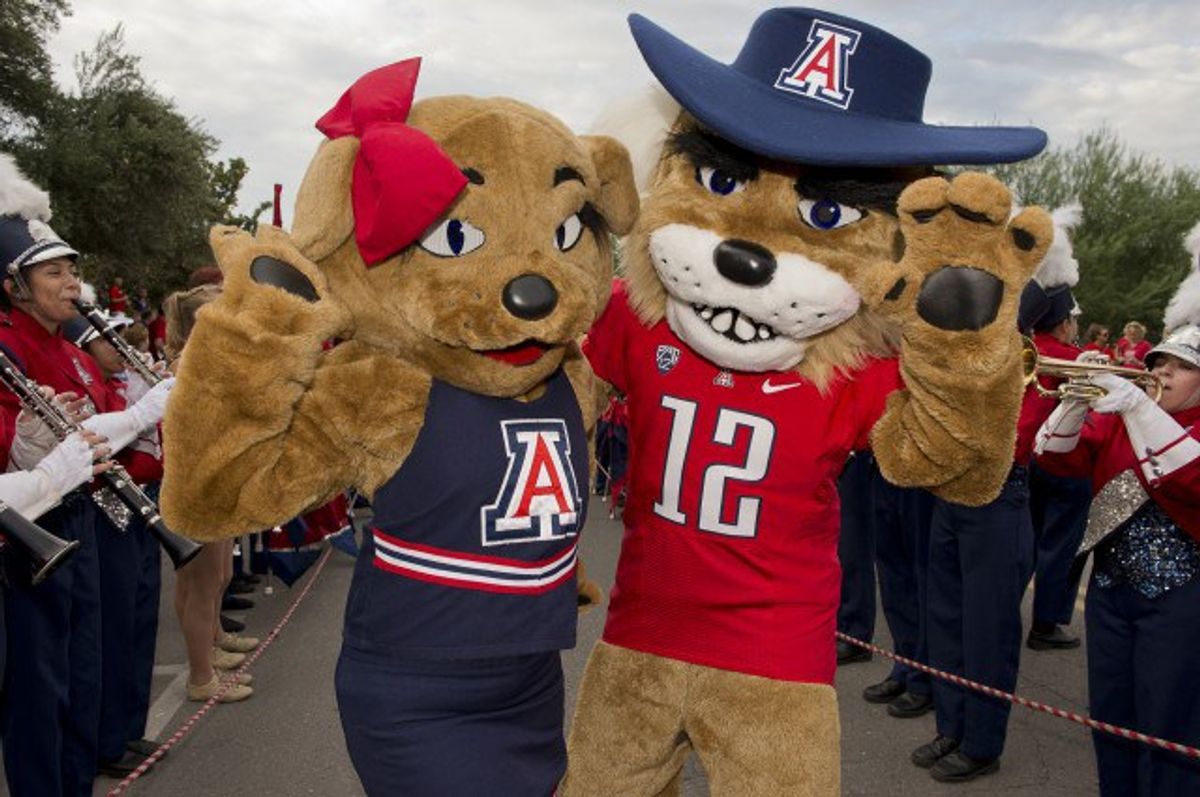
[653, 396, 776, 537]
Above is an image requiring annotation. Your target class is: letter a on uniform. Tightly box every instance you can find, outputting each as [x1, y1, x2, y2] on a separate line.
[774, 20, 861, 109]
[481, 419, 582, 546]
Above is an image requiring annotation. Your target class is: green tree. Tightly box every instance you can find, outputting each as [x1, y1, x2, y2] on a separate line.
[13, 26, 222, 298]
[0, 0, 70, 141]
[209, 156, 272, 233]
[989, 128, 1200, 340]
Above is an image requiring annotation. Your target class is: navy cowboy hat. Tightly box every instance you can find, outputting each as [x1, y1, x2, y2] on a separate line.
[629, 8, 1047, 166]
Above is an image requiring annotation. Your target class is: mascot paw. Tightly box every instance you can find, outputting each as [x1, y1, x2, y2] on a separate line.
[209, 225, 352, 339]
[866, 172, 1052, 361]
[868, 173, 1053, 506]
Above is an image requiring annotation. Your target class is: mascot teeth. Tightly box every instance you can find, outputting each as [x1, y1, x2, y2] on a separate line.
[692, 303, 777, 343]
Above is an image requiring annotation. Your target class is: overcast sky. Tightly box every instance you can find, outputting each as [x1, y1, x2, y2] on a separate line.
[45, 1, 1200, 221]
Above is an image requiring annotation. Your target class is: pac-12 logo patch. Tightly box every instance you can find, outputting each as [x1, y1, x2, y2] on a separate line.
[481, 419, 581, 546]
[656, 344, 681, 374]
[774, 19, 861, 110]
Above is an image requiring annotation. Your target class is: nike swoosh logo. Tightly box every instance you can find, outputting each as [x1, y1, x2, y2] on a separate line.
[762, 379, 804, 394]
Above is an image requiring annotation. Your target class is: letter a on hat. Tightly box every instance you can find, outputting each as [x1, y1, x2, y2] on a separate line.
[775, 20, 861, 109]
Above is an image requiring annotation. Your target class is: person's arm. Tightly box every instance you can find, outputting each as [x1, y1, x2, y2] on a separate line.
[0, 433, 101, 518]
[1090, 374, 1200, 487]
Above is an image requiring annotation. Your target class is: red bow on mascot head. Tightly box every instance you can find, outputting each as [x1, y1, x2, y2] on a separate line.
[316, 58, 467, 267]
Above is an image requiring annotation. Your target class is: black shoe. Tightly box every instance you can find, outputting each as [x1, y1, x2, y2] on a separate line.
[226, 580, 255, 595]
[863, 677, 905, 704]
[240, 573, 263, 585]
[888, 691, 934, 718]
[220, 613, 246, 633]
[836, 639, 871, 665]
[1026, 623, 1081, 650]
[99, 750, 151, 778]
[930, 750, 1000, 782]
[221, 595, 255, 611]
[126, 738, 163, 758]
[911, 735, 960, 768]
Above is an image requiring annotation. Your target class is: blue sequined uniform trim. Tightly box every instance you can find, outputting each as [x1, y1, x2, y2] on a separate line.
[1095, 503, 1200, 600]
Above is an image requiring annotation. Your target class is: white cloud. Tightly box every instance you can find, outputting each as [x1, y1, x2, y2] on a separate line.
[44, 0, 1200, 227]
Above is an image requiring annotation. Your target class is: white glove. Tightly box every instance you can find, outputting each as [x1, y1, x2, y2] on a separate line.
[128, 377, 174, 430]
[1112, 379, 1200, 486]
[33, 433, 94, 499]
[0, 434, 94, 518]
[81, 378, 173, 455]
[1076, 350, 1110, 366]
[1090, 373, 1151, 415]
[122, 354, 165, 405]
[1034, 397, 1089, 455]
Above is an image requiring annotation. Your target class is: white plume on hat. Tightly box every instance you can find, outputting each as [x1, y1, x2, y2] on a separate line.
[588, 84, 680, 197]
[1162, 219, 1200, 334]
[0, 153, 52, 222]
[1030, 201, 1082, 289]
[79, 281, 98, 305]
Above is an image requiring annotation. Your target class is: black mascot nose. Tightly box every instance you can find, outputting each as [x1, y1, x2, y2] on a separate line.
[502, 274, 558, 320]
[714, 239, 776, 287]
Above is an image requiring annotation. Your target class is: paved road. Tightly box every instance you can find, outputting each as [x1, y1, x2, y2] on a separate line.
[2, 495, 1099, 795]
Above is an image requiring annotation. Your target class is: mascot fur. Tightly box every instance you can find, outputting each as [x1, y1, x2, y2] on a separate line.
[160, 59, 637, 795]
[561, 9, 1053, 796]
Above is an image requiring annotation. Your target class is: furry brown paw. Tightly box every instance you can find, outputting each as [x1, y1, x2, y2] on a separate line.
[864, 172, 1052, 352]
[209, 225, 351, 339]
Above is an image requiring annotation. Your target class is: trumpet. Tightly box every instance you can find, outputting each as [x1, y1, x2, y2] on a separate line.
[1021, 337, 1162, 402]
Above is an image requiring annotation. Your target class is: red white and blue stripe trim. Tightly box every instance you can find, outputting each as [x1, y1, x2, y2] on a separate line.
[371, 529, 577, 594]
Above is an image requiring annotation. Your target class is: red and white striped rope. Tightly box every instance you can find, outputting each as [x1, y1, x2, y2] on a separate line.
[106, 545, 335, 796]
[836, 631, 1200, 760]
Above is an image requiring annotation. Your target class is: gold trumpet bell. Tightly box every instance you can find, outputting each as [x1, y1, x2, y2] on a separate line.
[1021, 336, 1162, 402]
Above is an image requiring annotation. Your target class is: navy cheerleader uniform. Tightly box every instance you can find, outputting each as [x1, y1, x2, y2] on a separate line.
[336, 369, 587, 797]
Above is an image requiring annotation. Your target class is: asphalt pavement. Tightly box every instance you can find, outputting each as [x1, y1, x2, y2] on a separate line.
[0, 495, 1100, 796]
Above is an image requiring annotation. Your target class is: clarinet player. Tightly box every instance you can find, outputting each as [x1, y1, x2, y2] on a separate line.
[0, 156, 173, 797]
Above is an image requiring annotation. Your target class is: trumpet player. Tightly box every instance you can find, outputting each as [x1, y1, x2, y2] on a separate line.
[1016, 206, 1094, 652]
[1035, 227, 1200, 797]
[0, 155, 173, 797]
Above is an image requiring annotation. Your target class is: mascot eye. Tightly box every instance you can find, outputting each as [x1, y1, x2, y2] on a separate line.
[555, 213, 584, 252]
[418, 218, 485, 257]
[695, 166, 746, 197]
[798, 198, 864, 230]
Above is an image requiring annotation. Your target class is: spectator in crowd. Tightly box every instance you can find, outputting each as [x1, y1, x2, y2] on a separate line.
[1116, 321, 1152, 368]
[107, 276, 127, 314]
[1083, 323, 1115, 362]
[163, 285, 256, 704]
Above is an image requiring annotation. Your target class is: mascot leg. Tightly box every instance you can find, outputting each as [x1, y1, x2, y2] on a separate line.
[562, 642, 691, 796]
[688, 670, 840, 797]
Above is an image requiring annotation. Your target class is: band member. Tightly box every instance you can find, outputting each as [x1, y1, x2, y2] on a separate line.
[0, 156, 172, 797]
[1036, 240, 1200, 797]
[62, 312, 167, 774]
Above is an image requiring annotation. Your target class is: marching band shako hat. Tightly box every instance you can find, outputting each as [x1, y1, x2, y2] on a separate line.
[63, 310, 133, 350]
[0, 214, 77, 278]
[1146, 325, 1200, 370]
[1018, 281, 1076, 335]
[628, 8, 1048, 166]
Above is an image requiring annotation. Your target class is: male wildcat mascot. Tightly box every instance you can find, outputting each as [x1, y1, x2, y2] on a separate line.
[562, 9, 1053, 796]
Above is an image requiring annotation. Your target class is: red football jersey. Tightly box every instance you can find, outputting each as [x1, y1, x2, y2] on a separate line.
[584, 282, 900, 683]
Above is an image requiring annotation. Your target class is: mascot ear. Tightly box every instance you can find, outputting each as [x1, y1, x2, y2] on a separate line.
[581, 135, 639, 237]
[290, 137, 358, 261]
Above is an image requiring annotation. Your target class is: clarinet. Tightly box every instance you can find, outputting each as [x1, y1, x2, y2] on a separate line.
[73, 299, 160, 385]
[0, 350, 201, 569]
[0, 499, 79, 586]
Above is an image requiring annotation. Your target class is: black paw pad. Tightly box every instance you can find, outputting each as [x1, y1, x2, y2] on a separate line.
[916, 266, 1004, 331]
[249, 256, 319, 303]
